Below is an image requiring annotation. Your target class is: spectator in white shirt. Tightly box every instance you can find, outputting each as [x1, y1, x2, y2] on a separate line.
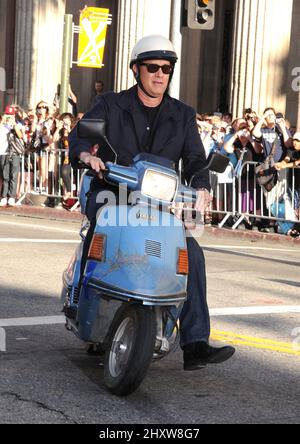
[0, 114, 10, 198]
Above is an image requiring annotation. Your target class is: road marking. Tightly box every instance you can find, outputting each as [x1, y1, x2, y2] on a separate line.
[202, 245, 300, 253]
[0, 219, 78, 234]
[0, 238, 79, 244]
[211, 329, 300, 356]
[0, 328, 6, 351]
[0, 306, 299, 327]
[1, 312, 299, 356]
[0, 316, 65, 327]
[210, 305, 300, 316]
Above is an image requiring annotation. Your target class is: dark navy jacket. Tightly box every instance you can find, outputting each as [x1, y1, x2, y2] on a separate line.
[69, 85, 210, 190]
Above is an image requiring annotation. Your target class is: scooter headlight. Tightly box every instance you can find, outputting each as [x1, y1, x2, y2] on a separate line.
[141, 170, 177, 202]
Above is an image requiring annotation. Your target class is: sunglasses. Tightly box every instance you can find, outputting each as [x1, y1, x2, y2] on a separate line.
[37, 106, 48, 110]
[140, 63, 173, 75]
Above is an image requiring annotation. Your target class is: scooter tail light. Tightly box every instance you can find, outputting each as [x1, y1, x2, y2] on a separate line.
[177, 248, 189, 275]
[88, 234, 106, 262]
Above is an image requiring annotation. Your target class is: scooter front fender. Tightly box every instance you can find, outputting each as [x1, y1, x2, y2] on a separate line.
[77, 286, 123, 342]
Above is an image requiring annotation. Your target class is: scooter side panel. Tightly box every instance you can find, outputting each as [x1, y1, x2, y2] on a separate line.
[61, 242, 83, 306]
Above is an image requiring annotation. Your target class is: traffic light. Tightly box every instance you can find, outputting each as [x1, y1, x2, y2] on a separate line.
[187, 0, 215, 30]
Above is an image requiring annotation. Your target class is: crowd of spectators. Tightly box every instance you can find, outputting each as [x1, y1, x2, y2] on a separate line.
[197, 107, 300, 237]
[0, 102, 79, 209]
[0, 81, 103, 209]
[0, 84, 299, 236]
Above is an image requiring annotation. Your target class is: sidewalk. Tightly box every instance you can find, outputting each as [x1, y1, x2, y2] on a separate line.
[0, 204, 300, 245]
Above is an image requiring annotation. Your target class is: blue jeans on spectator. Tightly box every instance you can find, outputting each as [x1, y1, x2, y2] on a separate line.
[271, 201, 294, 234]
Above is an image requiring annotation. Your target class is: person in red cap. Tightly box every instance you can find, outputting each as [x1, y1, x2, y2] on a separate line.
[0, 105, 24, 207]
[4, 105, 15, 116]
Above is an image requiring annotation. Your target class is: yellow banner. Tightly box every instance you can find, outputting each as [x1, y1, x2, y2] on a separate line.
[77, 7, 110, 69]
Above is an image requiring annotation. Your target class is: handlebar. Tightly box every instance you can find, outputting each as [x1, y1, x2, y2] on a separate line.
[75, 161, 109, 175]
[77, 160, 202, 208]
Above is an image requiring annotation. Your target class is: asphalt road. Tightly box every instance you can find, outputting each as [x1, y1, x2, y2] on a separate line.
[0, 213, 299, 424]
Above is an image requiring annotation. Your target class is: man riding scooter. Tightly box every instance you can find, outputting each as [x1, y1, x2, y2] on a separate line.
[69, 35, 235, 371]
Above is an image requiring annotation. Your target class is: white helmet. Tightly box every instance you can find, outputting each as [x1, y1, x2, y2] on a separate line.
[130, 35, 178, 68]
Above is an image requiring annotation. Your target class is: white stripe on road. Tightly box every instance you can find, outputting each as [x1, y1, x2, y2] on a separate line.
[0, 218, 297, 251]
[1, 306, 300, 328]
[0, 328, 6, 351]
[210, 305, 300, 316]
[1, 239, 299, 250]
[0, 316, 65, 327]
[0, 238, 79, 244]
[202, 245, 300, 253]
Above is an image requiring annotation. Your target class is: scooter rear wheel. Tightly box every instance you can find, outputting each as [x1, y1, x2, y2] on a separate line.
[104, 304, 156, 396]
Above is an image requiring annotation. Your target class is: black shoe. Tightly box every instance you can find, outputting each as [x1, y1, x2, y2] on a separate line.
[244, 220, 253, 231]
[259, 227, 270, 233]
[183, 341, 235, 371]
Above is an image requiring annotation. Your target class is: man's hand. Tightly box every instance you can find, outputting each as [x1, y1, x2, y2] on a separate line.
[276, 118, 285, 131]
[79, 152, 105, 177]
[183, 189, 212, 230]
[171, 189, 212, 230]
[194, 188, 212, 215]
[274, 161, 283, 171]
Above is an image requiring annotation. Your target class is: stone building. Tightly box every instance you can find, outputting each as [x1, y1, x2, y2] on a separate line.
[0, 0, 299, 127]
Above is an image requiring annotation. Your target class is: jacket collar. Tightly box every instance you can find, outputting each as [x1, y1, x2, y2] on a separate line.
[117, 85, 181, 123]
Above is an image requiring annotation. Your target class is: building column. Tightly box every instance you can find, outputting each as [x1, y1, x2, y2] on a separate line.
[114, 0, 172, 93]
[286, 0, 300, 130]
[230, 0, 294, 118]
[0, 0, 10, 111]
[14, 0, 33, 108]
[169, 0, 182, 100]
[114, 0, 144, 93]
[0, 0, 16, 110]
[14, 0, 66, 109]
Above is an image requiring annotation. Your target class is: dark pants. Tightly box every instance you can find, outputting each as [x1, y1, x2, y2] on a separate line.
[81, 189, 211, 348]
[0, 155, 20, 198]
[179, 236, 210, 347]
[61, 164, 72, 193]
[0, 155, 5, 179]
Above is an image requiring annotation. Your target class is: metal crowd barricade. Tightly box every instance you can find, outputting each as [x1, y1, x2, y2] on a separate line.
[16, 149, 83, 211]
[233, 161, 300, 230]
[10, 153, 300, 228]
[209, 162, 236, 228]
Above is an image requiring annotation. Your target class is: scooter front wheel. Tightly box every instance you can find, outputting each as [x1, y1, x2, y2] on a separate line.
[104, 304, 156, 396]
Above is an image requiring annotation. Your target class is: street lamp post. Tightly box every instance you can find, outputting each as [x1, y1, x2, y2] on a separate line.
[60, 14, 73, 114]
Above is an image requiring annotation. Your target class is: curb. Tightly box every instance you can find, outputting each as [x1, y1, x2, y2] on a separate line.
[0, 205, 82, 223]
[205, 225, 300, 245]
[1, 205, 300, 245]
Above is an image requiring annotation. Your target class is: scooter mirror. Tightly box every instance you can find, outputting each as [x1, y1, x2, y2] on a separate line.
[77, 119, 118, 164]
[77, 119, 107, 141]
[205, 152, 230, 173]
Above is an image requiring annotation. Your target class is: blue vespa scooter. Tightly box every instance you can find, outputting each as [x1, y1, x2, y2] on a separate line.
[61, 119, 229, 396]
